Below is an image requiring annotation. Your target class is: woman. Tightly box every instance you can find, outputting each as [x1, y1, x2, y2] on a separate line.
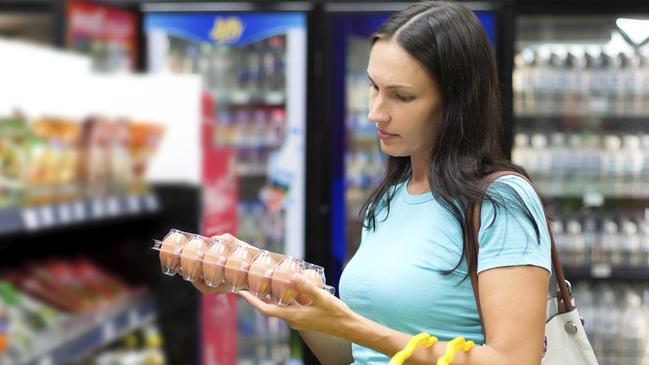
[194, 2, 551, 364]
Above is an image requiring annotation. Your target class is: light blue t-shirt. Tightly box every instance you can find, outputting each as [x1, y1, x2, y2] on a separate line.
[338, 175, 552, 365]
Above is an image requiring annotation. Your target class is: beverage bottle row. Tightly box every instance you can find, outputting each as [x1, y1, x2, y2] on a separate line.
[237, 201, 285, 255]
[168, 36, 286, 94]
[346, 72, 371, 115]
[512, 131, 649, 196]
[513, 46, 649, 117]
[237, 298, 290, 365]
[552, 212, 649, 268]
[346, 149, 386, 192]
[215, 108, 287, 166]
[573, 282, 649, 365]
[346, 111, 378, 140]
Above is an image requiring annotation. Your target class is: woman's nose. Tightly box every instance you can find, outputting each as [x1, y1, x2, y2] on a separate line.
[367, 99, 390, 124]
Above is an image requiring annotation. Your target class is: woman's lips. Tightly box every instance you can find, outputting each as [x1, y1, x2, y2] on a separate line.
[377, 129, 398, 141]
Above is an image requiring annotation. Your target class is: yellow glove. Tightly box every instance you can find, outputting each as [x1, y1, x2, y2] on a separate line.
[388, 334, 475, 365]
[389, 333, 438, 365]
[437, 337, 475, 365]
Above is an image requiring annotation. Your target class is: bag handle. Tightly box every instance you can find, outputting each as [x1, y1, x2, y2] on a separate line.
[465, 171, 573, 341]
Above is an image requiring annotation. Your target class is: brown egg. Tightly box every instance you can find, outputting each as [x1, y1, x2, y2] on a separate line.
[224, 245, 258, 291]
[159, 230, 188, 275]
[271, 257, 302, 306]
[180, 235, 208, 281]
[247, 251, 277, 300]
[202, 240, 233, 287]
[303, 269, 324, 288]
[295, 269, 325, 305]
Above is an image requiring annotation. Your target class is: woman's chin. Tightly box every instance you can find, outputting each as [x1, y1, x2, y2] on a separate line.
[379, 146, 408, 158]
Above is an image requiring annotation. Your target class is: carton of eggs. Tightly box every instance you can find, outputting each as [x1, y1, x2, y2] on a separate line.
[152, 229, 334, 306]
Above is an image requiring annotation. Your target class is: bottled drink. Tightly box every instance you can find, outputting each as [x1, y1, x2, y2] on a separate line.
[620, 290, 647, 364]
[566, 218, 586, 266]
[621, 218, 641, 267]
[594, 284, 623, 361]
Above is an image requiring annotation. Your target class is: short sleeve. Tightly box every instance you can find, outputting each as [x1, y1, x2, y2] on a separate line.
[476, 175, 552, 274]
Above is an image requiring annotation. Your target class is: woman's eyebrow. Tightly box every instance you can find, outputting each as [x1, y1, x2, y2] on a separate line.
[367, 73, 416, 89]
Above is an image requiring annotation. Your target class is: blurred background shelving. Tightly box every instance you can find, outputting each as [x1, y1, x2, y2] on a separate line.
[511, 6, 649, 365]
[1, 1, 649, 365]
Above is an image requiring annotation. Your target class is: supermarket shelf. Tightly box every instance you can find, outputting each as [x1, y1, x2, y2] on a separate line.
[516, 115, 649, 127]
[564, 265, 649, 281]
[0, 194, 160, 237]
[20, 293, 157, 365]
[534, 181, 649, 202]
[212, 89, 285, 106]
[238, 163, 267, 177]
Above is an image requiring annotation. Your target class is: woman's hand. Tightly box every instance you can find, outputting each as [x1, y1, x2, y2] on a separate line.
[239, 273, 354, 337]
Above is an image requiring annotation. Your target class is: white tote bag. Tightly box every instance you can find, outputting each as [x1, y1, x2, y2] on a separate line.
[468, 171, 599, 365]
[541, 296, 599, 364]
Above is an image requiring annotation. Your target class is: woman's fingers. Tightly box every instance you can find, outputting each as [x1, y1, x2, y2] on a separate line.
[191, 279, 227, 295]
[239, 291, 285, 318]
[294, 274, 321, 305]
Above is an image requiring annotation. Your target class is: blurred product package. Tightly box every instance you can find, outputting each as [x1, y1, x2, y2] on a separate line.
[0, 113, 164, 208]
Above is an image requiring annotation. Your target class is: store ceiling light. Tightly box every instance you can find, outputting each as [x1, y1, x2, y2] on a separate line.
[616, 18, 649, 46]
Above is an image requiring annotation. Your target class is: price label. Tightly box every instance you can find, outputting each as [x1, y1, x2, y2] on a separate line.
[265, 92, 284, 105]
[39, 206, 54, 227]
[22, 208, 39, 230]
[145, 195, 158, 211]
[102, 321, 116, 341]
[73, 201, 86, 221]
[128, 309, 139, 327]
[127, 196, 140, 213]
[92, 198, 106, 218]
[58, 204, 72, 223]
[38, 356, 54, 365]
[583, 192, 604, 207]
[591, 263, 612, 278]
[106, 197, 120, 216]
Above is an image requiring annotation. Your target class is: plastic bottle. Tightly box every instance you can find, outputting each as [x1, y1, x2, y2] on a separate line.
[602, 135, 622, 195]
[613, 52, 630, 115]
[511, 133, 530, 170]
[638, 217, 649, 268]
[526, 51, 541, 115]
[530, 133, 550, 182]
[566, 218, 586, 266]
[621, 218, 641, 267]
[620, 290, 647, 364]
[513, 52, 526, 115]
[640, 135, 649, 188]
[582, 213, 599, 266]
[562, 51, 579, 116]
[621, 135, 642, 195]
[594, 284, 623, 361]
[550, 133, 567, 192]
[601, 217, 621, 266]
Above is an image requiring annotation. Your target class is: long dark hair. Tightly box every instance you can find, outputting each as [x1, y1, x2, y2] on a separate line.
[360, 2, 541, 279]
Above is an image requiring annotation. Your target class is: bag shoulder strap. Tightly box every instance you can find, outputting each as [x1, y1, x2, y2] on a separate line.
[466, 171, 573, 341]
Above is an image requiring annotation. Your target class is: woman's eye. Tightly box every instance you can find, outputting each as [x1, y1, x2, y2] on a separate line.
[369, 83, 379, 91]
[396, 93, 413, 102]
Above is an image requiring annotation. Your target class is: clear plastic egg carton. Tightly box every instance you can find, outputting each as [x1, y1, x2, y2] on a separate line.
[152, 229, 335, 306]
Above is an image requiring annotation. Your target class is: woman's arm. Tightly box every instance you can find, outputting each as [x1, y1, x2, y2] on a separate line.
[241, 265, 548, 365]
[299, 330, 353, 365]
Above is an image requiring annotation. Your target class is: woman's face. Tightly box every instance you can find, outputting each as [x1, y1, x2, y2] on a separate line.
[367, 39, 442, 158]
